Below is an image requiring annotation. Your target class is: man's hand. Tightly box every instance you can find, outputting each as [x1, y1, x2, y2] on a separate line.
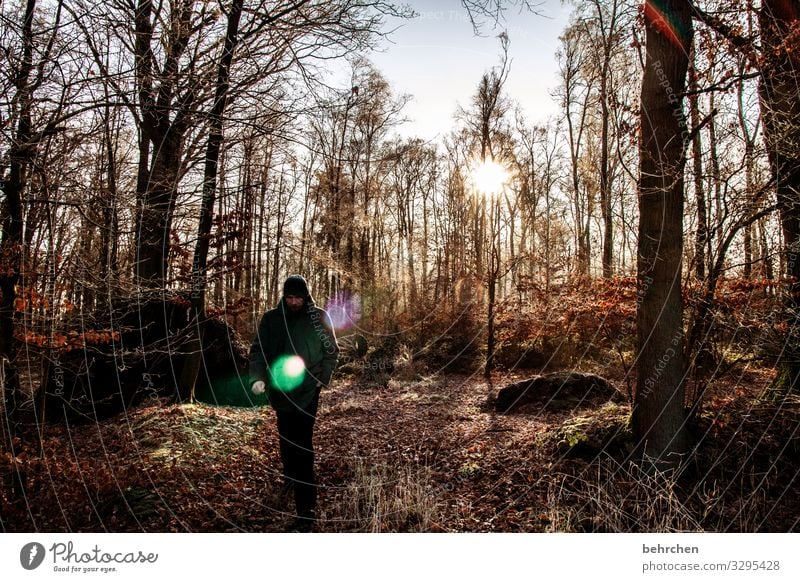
[251, 380, 266, 395]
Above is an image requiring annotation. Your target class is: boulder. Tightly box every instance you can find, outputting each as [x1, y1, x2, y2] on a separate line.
[494, 371, 622, 413]
[41, 294, 255, 422]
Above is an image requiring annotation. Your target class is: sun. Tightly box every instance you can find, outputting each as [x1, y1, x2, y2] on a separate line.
[470, 158, 509, 196]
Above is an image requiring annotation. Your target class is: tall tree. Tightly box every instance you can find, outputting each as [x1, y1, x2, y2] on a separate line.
[459, 34, 510, 377]
[179, 0, 245, 400]
[558, 24, 593, 276]
[586, 0, 622, 278]
[131, 0, 200, 287]
[759, 0, 800, 397]
[633, 0, 693, 467]
[1, 0, 68, 492]
[687, 36, 708, 280]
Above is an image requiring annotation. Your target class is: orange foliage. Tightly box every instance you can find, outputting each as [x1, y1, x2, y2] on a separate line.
[495, 275, 783, 363]
[12, 288, 50, 312]
[18, 329, 121, 351]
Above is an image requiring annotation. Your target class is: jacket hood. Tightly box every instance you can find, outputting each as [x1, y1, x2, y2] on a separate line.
[283, 275, 311, 299]
[279, 275, 315, 315]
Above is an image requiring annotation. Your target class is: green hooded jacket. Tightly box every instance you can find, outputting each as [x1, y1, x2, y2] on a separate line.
[249, 297, 339, 411]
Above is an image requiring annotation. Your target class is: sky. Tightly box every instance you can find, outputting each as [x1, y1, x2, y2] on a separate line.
[369, 0, 574, 141]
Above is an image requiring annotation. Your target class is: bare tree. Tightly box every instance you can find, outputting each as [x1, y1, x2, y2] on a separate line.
[557, 23, 594, 276]
[1, 0, 72, 492]
[460, 0, 545, 34]
[179, 0, 245, 400]
[588, 0, 621, 278]
[689, 0, 800, 396]
[458, 34, 512, 377]
[514, 117, 565, 293]
[633, 0, 693, 468]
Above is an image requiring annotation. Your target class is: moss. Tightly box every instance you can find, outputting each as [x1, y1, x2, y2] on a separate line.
[542, 404, 633, 460]
[458, 462, 482, 479]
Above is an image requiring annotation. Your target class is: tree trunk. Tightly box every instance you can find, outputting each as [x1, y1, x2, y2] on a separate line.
[179, 0, 244, 400]
[100, 97, 119, 284]
[759, 0, 800, 398]
[484, 198, 500, 377]
[137, 134, 185, 285]
[1, 0, 37, 495]
[760, 217, 774, 280]
[598, 0, 620, 279]
[132, 0, 193, 288]
[600, 78, 613, 278]
[688, 51, 708, 280]
[633, 0, 693, 468]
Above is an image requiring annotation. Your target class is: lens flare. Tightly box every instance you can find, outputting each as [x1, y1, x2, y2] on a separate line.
[271, 355, 306, 392]
[643, 0, 690, 51]
[326, 292, 362, 331]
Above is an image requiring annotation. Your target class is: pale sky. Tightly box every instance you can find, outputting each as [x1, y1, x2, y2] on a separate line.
[370, 0, 574, 140]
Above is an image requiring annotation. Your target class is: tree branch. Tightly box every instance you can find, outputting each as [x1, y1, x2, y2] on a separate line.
[688, 1, 761, 55]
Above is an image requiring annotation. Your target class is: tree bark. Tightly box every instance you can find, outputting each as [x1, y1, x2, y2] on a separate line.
[179, 0, 244, 400]
[1, 0, 39, 495]
[759, 0, 800, 398]
[688, 49, 708, 280]
[633, 0, 693, 468]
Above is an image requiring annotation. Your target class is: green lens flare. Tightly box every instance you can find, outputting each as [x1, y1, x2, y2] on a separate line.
[271, 355, 306, 392]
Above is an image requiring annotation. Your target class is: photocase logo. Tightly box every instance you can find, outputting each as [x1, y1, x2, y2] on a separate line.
[20, 542, 46, 570]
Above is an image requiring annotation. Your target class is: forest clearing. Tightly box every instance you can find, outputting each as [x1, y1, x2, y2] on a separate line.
[3, 364, 797, 533]
[2, 0, 800, 542]
[3, 276, 798, 532]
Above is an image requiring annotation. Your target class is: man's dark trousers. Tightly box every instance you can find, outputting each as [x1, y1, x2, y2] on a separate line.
[275, 389, 320, 516]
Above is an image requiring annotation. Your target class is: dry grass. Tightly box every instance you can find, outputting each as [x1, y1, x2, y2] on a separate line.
[330, 456, 446, 532]
[544, 460, 705, 532]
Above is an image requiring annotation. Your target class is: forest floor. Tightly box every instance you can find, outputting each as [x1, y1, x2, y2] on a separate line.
[2, 366, 799, 533]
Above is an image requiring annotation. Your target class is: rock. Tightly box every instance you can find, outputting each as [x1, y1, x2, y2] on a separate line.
[42, 295, 190, 423]
[552, 410, 634, 460]
[41, 293, 254, 422]
[494, 371, 622, 413]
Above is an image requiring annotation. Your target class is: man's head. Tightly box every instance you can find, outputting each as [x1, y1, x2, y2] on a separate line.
[283, 275, 310, 312]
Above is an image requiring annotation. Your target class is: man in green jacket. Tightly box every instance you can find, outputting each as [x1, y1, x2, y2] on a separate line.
[250, 275, 339, 531]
